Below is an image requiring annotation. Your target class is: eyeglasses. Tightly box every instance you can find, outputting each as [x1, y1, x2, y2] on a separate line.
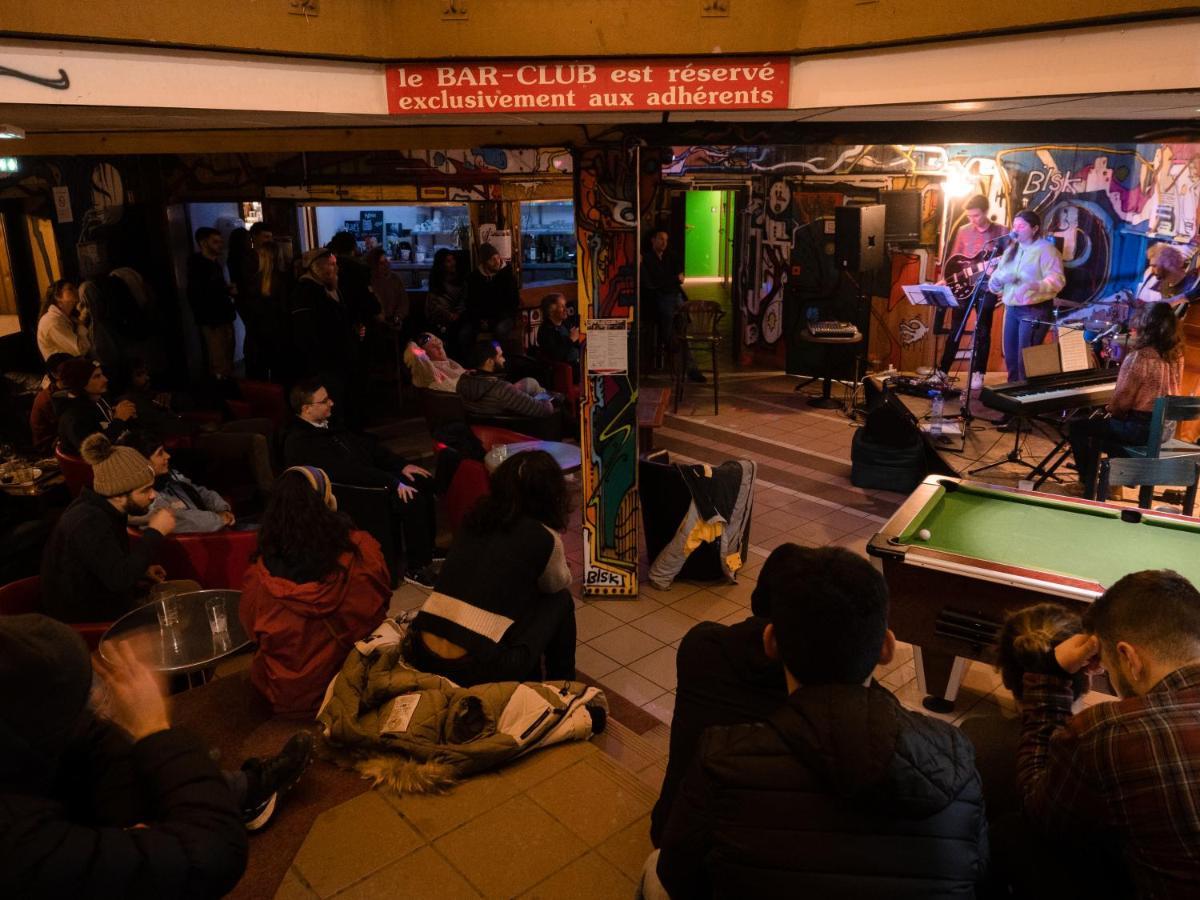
[310, 396, 333, 406]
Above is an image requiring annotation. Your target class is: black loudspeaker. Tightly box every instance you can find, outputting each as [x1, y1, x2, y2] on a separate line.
[835, 204, 886, 272]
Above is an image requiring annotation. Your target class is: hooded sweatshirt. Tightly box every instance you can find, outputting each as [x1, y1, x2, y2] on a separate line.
[657, 680, 988, 899]
[239, 529, 389, 717]
[0, 614, 247, 899]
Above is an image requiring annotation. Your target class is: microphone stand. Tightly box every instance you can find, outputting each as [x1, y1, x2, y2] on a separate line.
[949, 237, 1005, 424]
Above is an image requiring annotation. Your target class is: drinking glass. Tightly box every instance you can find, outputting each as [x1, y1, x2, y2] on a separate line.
[205, 595, 228, 634]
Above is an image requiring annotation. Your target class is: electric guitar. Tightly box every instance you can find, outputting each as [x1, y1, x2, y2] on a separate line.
[941, 251, 1004, 302]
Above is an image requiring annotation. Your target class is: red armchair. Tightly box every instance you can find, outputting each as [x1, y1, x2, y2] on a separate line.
[538, 355, 581, 421]
[128, 527, 259, 590]
[235, 379, 289, 430]
[55, 443, 94, 498]
[445, 459, 491, 533]
[0, 575, 110, 650]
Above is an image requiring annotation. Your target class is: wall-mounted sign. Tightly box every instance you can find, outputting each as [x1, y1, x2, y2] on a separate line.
[52, 185, 72, 223]
[386, 58, 788, 115]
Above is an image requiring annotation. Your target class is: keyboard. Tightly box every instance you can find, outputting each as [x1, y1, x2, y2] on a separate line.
[809, 321, 859, 338]
[980, 369, 1117, 416]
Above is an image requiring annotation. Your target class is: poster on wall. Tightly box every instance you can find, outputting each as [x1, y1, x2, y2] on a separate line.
[359, 210, 384, 236]
[585, 319, 629, 373]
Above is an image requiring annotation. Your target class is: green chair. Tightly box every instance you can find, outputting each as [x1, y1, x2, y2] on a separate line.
[1098, 455, 1200, 515]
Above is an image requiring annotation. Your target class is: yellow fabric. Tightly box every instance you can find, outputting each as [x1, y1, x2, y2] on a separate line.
[684, 518, 724, 555]
[725, 552, 743, 573]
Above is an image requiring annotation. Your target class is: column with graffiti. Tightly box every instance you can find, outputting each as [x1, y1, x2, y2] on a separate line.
[574, 145, 655, 597]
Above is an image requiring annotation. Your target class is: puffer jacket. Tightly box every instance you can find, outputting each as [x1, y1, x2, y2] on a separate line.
[239, 530, 389, 717]
[318, 619, 606, 784]
[657, 680, 988, 899]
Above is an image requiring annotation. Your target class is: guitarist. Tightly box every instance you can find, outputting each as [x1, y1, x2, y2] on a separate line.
[937, 195, 1008, 375]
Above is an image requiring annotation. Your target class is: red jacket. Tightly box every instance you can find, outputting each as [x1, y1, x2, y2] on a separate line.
[240, 530, 389, 717]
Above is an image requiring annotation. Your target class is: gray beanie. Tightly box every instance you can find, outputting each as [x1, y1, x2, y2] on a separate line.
[79, 433, 155, 497]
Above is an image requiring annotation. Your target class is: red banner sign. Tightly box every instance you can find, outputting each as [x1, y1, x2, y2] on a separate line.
[385, 57, 788, 115]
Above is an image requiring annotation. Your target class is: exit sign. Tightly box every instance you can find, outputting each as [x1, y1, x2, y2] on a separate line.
[0, 158, 18, 174]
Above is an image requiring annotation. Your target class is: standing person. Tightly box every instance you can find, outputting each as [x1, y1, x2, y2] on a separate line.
[938, 195, 1008, 375]
[1067, 301, 1184, 496]
[240, 467, 389, 717]
[641, 229, 704, 383]
[36, 280, 91, 362]
[426, 248, 471, 359]
[648, 547, 988, 899]
[187, 227, 238, 379]
[466, 243, 520, 342]
[290, 248, 362, 425]
[536, 292, 582, 384]
[366, 246, 409, 326]
[328, 231, 378, 326]
[40, 433, 176, 623]
[407, 450, 577, 686]
[231, 223, 281, 381]
[987, 209, 1066, 382]
[54, 358, 137, 455]
[1013, 569, 1200, 898]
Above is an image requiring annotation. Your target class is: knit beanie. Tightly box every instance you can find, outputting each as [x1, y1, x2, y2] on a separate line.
[60, 357, 98, 394]
[0, 614, 93, 779]
[80, 432, 155, 496]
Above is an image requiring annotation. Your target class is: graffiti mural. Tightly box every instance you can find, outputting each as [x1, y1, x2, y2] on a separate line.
[574, 146, 645, 597]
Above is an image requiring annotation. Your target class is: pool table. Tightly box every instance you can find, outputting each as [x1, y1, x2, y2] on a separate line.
[867, 475, 1200, 710]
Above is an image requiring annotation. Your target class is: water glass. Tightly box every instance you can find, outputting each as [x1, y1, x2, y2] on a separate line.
[154, 590, 181, 631]
[205, 595, 228, 634]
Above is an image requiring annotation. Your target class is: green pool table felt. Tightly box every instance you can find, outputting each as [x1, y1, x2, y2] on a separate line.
[895, 482, 1200, 589]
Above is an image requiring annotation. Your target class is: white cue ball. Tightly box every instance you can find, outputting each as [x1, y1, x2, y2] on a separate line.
[916, 528, 932, 541]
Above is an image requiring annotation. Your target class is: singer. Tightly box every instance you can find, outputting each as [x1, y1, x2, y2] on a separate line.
[1067, 302, 1183, 497]
[987, 209, 1066, 381]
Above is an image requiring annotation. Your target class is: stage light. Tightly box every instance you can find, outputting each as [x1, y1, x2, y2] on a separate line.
[0, 126, 25, 140]
[943, 164, 973, 199]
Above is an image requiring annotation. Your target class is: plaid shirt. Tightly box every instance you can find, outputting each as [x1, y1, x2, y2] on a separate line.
[1018, 663, 1200, 898]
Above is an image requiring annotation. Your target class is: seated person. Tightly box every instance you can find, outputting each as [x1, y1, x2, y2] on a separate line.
[1136, 242, 1192, 305]
[30, 352, 73, 455]
[0, 615, 314, 898]
[649, 543, 803, 847]
[239, 467, 389, 718]
[649, 547, 987, 900]
[54, 358, 137, 455]
[121, 432, 239, 534]
[1068, 302, 1184, 496]
[407, 450, 575, 686]
[1015, 569, 1200, 898]
[457, 340, 555, 419]
[40, 433, 176, 623]
[404, 332, 468, 392]
[282, 378, 438, 588]
[536, 292, 582, 384]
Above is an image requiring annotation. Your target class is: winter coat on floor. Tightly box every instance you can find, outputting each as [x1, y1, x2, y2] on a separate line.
[657, 680, 989, 899]
[317, 619, 606, 792]
[0, 614, 247, 900]
[240, 530, 390, 718]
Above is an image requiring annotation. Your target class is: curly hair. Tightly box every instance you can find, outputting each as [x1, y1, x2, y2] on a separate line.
[995, 603, 1089, 702]
[255, 469, 359, 583]
[463, 450, 571, 534]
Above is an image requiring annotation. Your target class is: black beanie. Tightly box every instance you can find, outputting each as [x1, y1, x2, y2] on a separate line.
[0, 614, 93, 778]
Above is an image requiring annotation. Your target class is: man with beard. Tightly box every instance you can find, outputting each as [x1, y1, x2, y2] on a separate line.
[290, 247, 364, 426]
[1014, 569, 1200, 898]
[457, 340, 555, 419]
[40, 433, 176, 623]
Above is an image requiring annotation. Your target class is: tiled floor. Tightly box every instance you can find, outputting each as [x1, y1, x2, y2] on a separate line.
[279, 369, 1119, 898]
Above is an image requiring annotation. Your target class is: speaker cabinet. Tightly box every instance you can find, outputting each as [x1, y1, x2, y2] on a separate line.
[835, 204, 886, 272]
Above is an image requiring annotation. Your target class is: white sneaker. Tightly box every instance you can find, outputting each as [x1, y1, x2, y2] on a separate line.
[970, 372, 985, 391]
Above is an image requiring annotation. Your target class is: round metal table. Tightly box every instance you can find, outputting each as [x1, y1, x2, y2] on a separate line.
[484, 440, 582, 473]
[100, 589, 251, 676]
[794, 330, 863, 409]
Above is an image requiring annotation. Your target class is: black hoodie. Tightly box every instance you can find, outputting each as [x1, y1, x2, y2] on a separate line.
[657, 680, 989, 899]
[0, 614, 247, 899]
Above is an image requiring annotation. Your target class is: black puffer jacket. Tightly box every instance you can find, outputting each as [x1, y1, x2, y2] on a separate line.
[657, 680, 988, 899]
[0, 614, 247, 899]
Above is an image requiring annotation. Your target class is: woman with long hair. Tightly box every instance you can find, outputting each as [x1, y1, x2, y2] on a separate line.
[36, 279, 91, 361]
[987, 209, 1066, 381]
[1068, 301, 1185, 496]
[239, 467, 389, 716]
[407, 450, 576, 686]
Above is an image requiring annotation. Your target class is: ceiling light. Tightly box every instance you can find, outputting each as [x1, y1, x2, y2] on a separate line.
[0, 125, 25, 140]
[0, 159, 18, 173]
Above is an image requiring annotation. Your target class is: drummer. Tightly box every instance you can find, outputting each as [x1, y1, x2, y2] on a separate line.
[1067, 302, 1184, 498]
[1136, 243, 1192, 307]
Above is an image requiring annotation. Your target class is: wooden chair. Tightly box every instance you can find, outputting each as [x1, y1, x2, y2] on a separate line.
[54, 443, 93, 497]
[672, 300, 724, 414]
[1094, 396, 1200, 500]
[0, 575, 110, 650]
[1099, 455, 1200, 515]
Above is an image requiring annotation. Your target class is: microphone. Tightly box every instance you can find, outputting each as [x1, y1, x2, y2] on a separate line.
[984, 231, 1017, 244]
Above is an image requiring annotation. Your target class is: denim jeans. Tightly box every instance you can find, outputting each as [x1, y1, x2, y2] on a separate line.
[1002, 301, 1052, 381]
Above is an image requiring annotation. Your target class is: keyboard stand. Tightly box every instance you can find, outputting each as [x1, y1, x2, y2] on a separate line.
[968, 415, 1040, 477]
